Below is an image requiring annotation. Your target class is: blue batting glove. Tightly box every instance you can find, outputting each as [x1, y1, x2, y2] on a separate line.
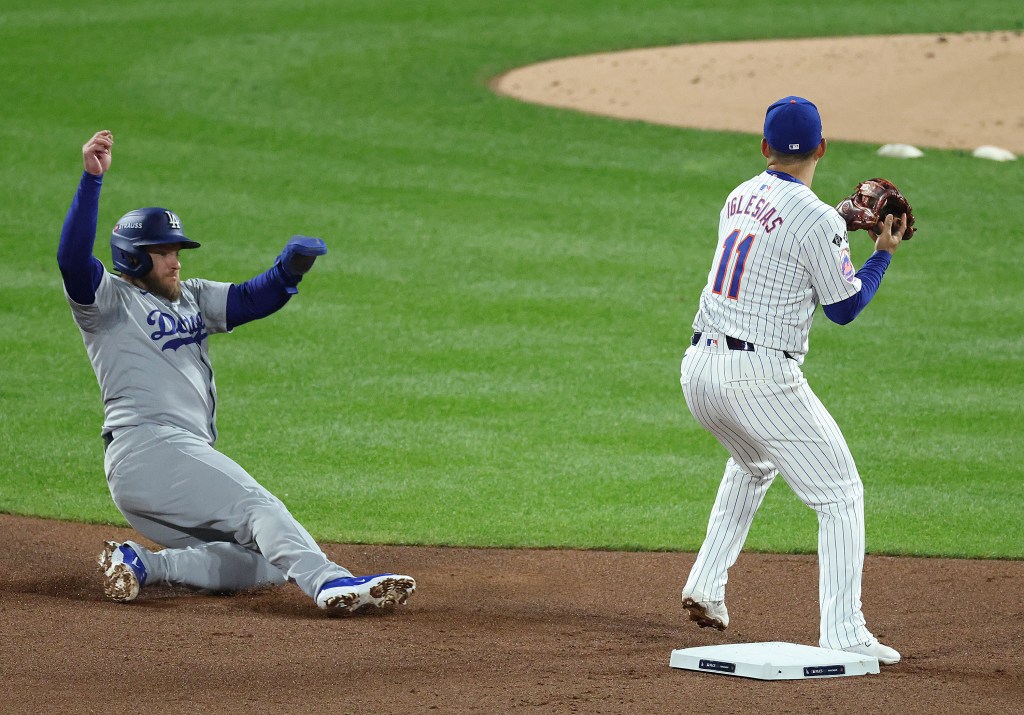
[277, 235, 327, 279]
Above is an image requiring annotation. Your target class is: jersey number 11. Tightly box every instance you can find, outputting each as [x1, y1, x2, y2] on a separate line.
[712, 229, 755, 300]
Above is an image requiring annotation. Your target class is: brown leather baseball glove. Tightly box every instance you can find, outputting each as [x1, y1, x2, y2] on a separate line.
[836, 178, 916, 239]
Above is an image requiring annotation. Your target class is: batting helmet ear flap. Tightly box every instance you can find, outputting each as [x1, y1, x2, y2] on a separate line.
[110, 232, 154, 277]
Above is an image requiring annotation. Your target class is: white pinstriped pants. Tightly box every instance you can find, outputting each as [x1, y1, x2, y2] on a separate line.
[679, 334, 873, 649]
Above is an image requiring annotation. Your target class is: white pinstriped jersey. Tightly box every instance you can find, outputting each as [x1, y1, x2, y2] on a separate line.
[693, 171, 860, 355]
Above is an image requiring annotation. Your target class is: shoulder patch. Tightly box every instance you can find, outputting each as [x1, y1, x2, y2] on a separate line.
[839, 247, 856, 283]
[832, 233, 844, 247]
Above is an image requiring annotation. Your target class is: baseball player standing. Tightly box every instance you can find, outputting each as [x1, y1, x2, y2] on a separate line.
[58, 130, 416, 613]
[678, 98, 906, 664]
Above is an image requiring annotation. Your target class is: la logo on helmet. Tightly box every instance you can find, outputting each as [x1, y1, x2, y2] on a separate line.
[164, 211, 182, 229]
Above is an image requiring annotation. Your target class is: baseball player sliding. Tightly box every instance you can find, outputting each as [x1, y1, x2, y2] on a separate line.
[58, 130, 416, 613]
[678, 98, 907, 664]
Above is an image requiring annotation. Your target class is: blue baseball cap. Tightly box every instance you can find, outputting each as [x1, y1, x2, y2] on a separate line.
[764, 96, 822, 154]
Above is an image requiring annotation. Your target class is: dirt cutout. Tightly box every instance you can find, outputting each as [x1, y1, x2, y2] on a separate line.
[2, 514, 1022, 714]
[495, 32, 1024, 154]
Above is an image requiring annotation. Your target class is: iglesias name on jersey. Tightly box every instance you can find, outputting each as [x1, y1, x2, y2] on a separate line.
[693, 170, 862, 356]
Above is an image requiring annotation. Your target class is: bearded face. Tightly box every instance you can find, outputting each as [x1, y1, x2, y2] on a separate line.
[138, 244, 183, 301]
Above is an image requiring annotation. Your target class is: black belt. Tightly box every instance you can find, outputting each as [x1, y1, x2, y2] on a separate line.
[691, 331, 795, 360]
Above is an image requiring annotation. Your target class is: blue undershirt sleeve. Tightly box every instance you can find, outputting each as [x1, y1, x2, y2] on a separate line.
[225, 263, 303, 330]
[57, 171, 107, 305]
[822, 251, 892, 325]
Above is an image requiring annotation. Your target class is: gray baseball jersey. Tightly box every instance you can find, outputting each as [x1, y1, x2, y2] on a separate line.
[65, 271, 230, 443]
[56, 161, 383, 607]
[66, 269, 351, 598]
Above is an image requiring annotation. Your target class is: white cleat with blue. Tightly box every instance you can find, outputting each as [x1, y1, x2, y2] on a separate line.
[98, 540, 148, 603]
[316, 573, 416, 613]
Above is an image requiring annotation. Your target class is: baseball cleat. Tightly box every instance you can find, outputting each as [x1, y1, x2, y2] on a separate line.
[682, 595, 729, 631]
[841, 639, 901, 665]
[316, 573, 416, 613]
[97, 540, 148, 603]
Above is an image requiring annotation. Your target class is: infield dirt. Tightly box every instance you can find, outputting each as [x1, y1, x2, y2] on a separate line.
[2, 514, 1021, 714]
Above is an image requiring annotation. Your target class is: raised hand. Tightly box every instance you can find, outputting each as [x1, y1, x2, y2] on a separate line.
[83, 130, 113, 176]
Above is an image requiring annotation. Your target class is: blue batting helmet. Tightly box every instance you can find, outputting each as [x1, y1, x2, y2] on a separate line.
[110, 207, 200, 277]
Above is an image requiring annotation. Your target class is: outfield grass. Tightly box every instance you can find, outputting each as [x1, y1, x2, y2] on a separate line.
[1, 1, 1021, 558]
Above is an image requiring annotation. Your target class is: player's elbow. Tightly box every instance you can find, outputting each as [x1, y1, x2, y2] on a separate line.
[822, 302, 856, 325]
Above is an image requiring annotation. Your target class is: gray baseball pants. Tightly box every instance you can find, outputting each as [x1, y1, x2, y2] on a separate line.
[103, 424, 350, 599]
